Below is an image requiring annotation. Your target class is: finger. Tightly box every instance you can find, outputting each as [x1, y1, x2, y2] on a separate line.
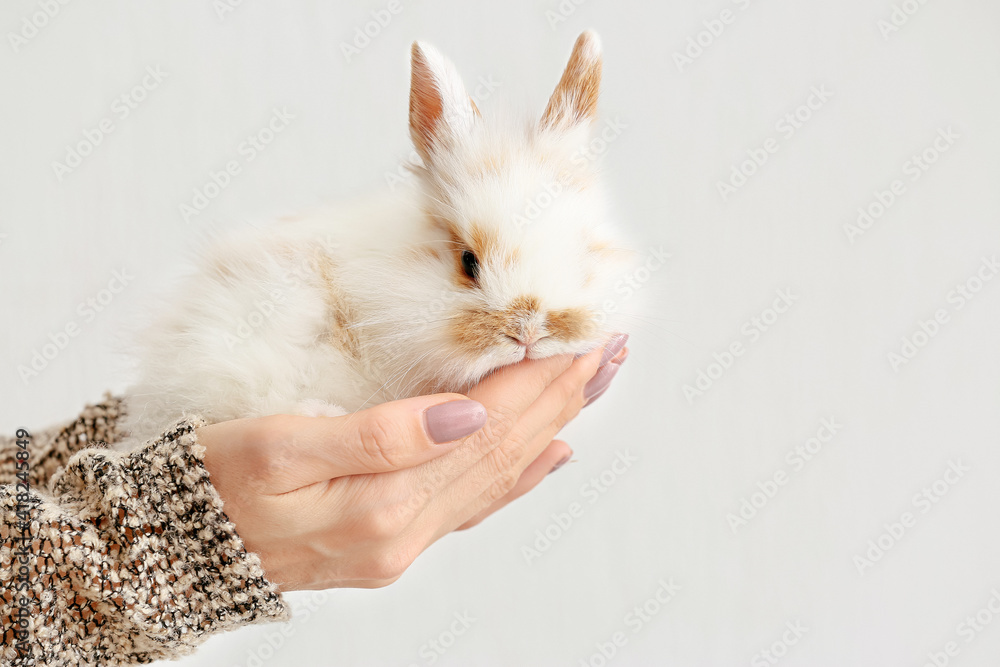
[508, 347, 628, 442]
[607, 345, 629, 366]
[486, 344, 602, 461]
[422, 345, 605, 532]
[442, 396, 582, 533]
[301, 393, 490, 479]
[454, 341, 606, 468]
[456, 440, 572, 530]
[208, 393, 489, 492]
[309, 392, 581, 545]
[583, 347, 627, 408]
[465, 352, 578, 449]
[362, 349, 583, 504]
[549, 346, 627, 433]
[280, 352, 582, 492]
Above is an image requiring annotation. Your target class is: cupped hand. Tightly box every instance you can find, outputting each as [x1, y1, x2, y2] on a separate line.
[197, 334, 628, 591]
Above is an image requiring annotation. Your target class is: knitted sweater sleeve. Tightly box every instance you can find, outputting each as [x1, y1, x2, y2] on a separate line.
[0, 396, 290, 666]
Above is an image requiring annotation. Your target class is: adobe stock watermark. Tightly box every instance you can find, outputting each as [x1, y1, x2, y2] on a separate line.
[213, 0, 246, 21]
[229, 591, 329, 667]
[11, 428, 32, 662]
[405, 611, 476, 667]
[545, 0, 590, 30]
[522, 449, 638, 565]
[340, 0, 411, 63]
[578, 578, 681, 667]
[682, 288, 798, 404]
[593, 245, 672, 327]
[716, 85, 833, 202]
[222, 236, 341, 349]
[852, 459, 970, 576]
[726, 417, 843, 533]
[51, 65, 168, 182]
[385, 75, 503, 191]
[179, 107, 295, 223]
[7, 0, 72, 53]
[921, 587, 1000, 667]
[877, 0, 933, 40]
[750, 621, 810, 667]
[672, 0, 757, 73]
[843, 126, 959, 244]
[513, 116, 628, 230]
[887, 255, 997, 372]
[17, 268, 135, 385]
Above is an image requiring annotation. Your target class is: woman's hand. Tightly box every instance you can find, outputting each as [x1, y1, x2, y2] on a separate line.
[197, 334, 628, 591]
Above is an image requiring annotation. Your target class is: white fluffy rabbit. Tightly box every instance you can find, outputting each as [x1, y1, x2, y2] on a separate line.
[120, 30, 635, 444]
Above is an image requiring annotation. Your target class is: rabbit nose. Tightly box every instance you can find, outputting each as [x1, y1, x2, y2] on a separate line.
[504, 297, 547, 347]
[507, 330, 547, 347]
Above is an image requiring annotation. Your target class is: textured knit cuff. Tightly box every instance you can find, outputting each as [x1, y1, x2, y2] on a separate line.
[39, 416, 291, 662]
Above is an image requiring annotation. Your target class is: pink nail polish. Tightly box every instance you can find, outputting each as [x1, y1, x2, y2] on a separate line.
[423, 400, 487, 443]
[584, 362, 621, 402]
[548, 454, 572, 475]
[600, 333, 629, 366]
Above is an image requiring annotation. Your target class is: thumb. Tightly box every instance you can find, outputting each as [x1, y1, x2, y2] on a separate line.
[286, 394, 487, 482]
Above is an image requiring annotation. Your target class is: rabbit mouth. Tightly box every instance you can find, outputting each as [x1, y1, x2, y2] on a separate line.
[503, 334, 577, 363]
[504, 334, 551, 360]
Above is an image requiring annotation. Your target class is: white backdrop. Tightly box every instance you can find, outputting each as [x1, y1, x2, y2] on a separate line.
[3, 1, 1000, 665]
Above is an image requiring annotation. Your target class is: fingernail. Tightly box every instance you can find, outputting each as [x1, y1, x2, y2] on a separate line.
[584, 362, 621, 402]
[585, 357, 625, 407]
[600, 333, 629, 366]
[548, 454, 572, 475]
[424, 400, 488, 444]
[583, 383, 611, 408]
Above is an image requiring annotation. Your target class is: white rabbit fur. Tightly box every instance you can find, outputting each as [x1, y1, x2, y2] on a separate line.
[119, 30, 635, 446]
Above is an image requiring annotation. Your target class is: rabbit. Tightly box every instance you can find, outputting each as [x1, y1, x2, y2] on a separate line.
[118, 30, 636, 446]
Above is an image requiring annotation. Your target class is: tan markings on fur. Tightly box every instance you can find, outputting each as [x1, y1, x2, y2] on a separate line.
[541, 31, 602, 129]
[502, 245, 520, 268]
[468, 223, 498, 260]
[453, 307, 504, 353]
[545, 307, 595, 341]
[508, 295, 541, 318]
[474, 219, 522, 267]
[425, 211, 481, 288]
[210, 257, 236, 281]
[588, 239, 618, 257]
[470, 96, 481, 118]
[477, 153, 507, 177]
[453, 296, 543, 354]
[409, 44, 445, 157]
[534, 146, 593, 191]
[506, 296, 542, 341]
[315, 253, 361, 360]
[424, 212, 520, 283]
[425, 210, 463, 243]
[557, 166, 595, 191]
[271, 240, 311, 264]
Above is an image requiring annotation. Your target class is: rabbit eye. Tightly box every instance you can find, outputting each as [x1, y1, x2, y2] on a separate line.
[461, 250, 480, 280]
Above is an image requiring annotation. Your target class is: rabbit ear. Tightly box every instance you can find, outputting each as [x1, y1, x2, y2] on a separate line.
[541, 30, 602, 130]
[409, 41, 477, 162]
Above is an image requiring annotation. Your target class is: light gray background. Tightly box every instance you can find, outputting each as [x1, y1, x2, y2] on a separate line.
[3, 1, 1000, 665]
